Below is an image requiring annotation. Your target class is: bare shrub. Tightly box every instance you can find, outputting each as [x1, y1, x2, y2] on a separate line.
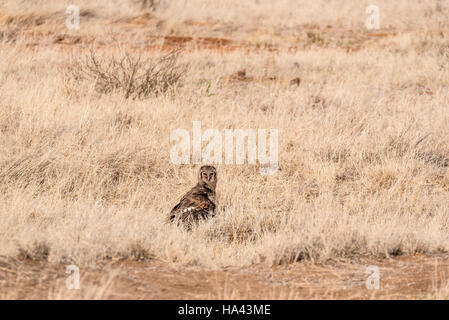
[17, 242, 50, 262]
[69, 48, 186, 99]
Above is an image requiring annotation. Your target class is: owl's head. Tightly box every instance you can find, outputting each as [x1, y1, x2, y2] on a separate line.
[198, 165, 217, 190]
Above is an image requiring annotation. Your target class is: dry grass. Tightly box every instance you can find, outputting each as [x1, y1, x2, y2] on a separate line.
[0, 0, 448, 300]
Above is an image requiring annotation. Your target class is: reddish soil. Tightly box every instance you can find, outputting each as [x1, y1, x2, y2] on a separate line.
[0, 11, 405, 55]
[1, 254, 448, 299]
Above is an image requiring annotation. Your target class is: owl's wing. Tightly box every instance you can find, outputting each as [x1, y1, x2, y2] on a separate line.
[169, 191, 215, 223]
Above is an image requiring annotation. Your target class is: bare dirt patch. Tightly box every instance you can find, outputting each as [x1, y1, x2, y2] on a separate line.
[1, 255, 448, 299]
[0, 9, 404, 54]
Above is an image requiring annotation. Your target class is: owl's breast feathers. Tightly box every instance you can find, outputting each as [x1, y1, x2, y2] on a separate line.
[169, 185, 216, 223]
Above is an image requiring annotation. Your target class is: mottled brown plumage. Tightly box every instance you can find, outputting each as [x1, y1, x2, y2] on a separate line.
[169, 165, 217, 227]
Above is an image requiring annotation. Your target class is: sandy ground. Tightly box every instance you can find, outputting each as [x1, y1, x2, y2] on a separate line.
[1, 254, 448, 299]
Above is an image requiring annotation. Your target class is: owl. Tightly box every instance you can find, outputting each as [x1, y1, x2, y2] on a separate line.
[169, 165, 217, 227]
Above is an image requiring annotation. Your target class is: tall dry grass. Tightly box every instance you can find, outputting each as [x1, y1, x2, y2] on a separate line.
[0, 0, 448, 268]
